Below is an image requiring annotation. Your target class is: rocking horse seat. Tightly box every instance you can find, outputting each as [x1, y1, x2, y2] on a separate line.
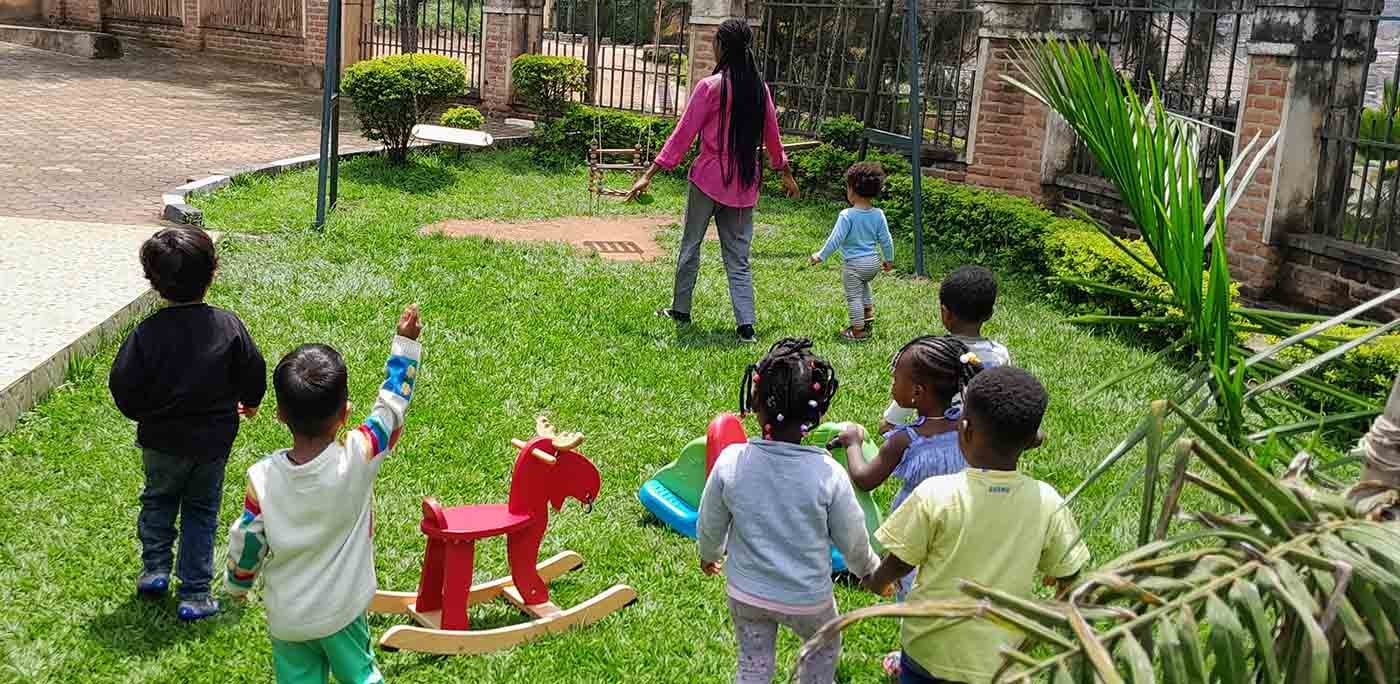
[421, 503, 533, 542]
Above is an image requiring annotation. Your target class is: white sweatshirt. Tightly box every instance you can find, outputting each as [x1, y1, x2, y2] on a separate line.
[225, 335, 421, 641]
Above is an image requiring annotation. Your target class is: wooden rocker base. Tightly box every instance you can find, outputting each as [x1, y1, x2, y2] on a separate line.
[369, 551, 637, 655]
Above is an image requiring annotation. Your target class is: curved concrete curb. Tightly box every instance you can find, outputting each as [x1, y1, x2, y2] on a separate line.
[162, 133, 530, 225]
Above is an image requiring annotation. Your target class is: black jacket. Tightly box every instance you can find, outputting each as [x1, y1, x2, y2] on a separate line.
[109, 303, 267, 462]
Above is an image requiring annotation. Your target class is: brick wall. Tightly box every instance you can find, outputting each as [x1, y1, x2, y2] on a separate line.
[687, 22, 718, 90]
[964, 38, 1050, 202]
[1275, 235, 1400, 318]
[1052, 174, 1139, 236]
[1224, 54, 1286, 300]
[59, 0, 100, 28]
[481, 10, 528, 112]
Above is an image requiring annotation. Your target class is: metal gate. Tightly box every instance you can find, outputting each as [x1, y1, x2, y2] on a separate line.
[1314, 2, 1400, 251]
[538, 0, 691, 114]
[360, 0, 485, 94]
[758, 0, 981, 159]
[1068, 0, 1254, 196]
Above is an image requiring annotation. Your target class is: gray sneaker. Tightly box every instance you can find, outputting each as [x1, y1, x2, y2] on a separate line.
[177, 595, 220, 622]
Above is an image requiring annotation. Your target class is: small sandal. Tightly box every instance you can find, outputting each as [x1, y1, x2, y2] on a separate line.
[655, 308, 691, 323]
[882, 650, 903, 677]
[840, 328, 871, 342]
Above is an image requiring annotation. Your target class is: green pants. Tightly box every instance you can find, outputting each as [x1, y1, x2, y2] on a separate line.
[271, 615, 383, 684]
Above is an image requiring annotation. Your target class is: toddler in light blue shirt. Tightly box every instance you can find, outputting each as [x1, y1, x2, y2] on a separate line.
[811, 162, 894, 341]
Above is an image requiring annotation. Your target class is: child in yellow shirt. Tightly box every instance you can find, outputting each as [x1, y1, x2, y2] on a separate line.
[861, 367, 1090, 684]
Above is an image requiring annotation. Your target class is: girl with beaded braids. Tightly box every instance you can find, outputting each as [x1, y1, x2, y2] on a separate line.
[696, 338, 880, 684]
[841, 336, 983, 508]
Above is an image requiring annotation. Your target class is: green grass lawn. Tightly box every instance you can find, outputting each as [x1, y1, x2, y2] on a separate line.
[0, 149, 1181, 683]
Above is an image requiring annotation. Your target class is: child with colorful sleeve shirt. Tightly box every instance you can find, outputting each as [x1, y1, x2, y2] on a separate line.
[225, 305, 423, 684]
[862, 367, 1090, 684]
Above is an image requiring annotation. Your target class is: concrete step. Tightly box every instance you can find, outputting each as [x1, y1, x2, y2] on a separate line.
[0, 23, 120, 58]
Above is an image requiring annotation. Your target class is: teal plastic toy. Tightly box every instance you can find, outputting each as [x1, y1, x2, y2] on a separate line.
[638, 415, 883, 572]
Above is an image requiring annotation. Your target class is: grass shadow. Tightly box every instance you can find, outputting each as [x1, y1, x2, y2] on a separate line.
[340, 154, 459, 195]
[84, 594, 245, 657]
[671, 325, 744, 349]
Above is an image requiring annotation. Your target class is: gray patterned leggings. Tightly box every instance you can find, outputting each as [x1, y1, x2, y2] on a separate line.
[729, 597, 841, 684]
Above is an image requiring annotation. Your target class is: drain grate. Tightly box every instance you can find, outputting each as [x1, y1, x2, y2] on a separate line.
[581, 240, 644, 256]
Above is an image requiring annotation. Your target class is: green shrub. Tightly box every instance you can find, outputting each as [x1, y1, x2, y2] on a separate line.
[783, 143, 911, 199]
[881, 174, 1055, 273]
[531, 104, 678, 170]
[439, 105, 484, 130]
[817, 115, 865, 151]
[342, 54, 467, 163]
[1042, 219, 1170, 317]
[1276, 325, 1400, 411]
[512, 55, 588, 115]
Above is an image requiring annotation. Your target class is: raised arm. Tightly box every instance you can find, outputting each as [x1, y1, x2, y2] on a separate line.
[225, 481, 268, 597]
[846, 429, 909, 492]
[348, 305, 423, 463]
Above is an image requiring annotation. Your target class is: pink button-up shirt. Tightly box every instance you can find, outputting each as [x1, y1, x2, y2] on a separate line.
[654, 74, 788, 209]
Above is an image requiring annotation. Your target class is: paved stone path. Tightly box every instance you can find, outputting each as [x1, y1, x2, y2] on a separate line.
[0, 41, 368, 223]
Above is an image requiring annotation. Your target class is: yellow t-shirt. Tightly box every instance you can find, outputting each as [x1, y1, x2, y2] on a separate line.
[875, 468, 1090, 683]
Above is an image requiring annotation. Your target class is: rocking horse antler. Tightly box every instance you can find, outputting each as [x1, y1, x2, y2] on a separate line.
[510, 416, 585, 465]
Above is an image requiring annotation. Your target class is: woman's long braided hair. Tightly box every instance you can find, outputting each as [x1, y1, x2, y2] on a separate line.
[892, 336, 983, 406]
[740, 338, 839, 436]
[713, 18, 764, 190]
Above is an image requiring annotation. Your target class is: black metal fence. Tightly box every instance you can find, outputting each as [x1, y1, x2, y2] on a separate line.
[360, 0, 485, 94]
[1067, 0, 1254, 196]
[538, 0, 691, 115]
[1314, 2, 1400, 252]
[757, 0, 980, 159]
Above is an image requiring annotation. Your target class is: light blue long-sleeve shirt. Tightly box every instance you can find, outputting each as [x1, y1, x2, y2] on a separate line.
[697, 440, 880, 606]
[817, 207, 894, 262]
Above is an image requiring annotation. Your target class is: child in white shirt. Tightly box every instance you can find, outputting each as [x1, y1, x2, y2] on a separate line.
[225, 305, 423, 684]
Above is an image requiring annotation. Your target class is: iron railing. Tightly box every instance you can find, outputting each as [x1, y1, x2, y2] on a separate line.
[1314, 1, 1400, 252]
[757, 0, 980, 160]
[106, 0, 181, 22]
[1068, 0, 1254, 197]
[360, 0, 485, 94]
[538, 0, 691, 115]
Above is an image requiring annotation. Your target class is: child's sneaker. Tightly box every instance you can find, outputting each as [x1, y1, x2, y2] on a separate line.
[177, 595, 220, 622]
[136, 571, 169, 598]
[737, 324, 758, 344]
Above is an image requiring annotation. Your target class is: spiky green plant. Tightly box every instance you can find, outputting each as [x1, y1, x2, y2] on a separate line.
[791, 39, 1400, 682]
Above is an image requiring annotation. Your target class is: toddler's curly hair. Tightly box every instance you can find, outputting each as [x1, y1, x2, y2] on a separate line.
[844, 161, 886, 199]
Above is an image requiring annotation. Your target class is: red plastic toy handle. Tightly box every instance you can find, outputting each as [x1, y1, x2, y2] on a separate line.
[705, 413, 748, 478]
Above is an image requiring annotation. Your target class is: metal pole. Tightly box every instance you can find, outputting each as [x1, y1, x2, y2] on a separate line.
[907, 0, 924, 276]
[315, 0, 344, 228]
[858, 0, 896, 160]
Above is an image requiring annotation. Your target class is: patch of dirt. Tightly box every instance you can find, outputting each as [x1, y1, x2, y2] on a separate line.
[420, 215, 678, 262]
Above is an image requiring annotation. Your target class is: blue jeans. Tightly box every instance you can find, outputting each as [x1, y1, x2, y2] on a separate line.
[899, 652, 961, 684]
[138, 449, 227, 599]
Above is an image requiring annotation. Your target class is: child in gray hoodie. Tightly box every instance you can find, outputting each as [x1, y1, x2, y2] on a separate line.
[698, 337, 880, 684]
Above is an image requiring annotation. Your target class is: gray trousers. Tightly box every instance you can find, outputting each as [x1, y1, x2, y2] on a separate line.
[672, 183, 757, 326]
[841, 254, 883, 328]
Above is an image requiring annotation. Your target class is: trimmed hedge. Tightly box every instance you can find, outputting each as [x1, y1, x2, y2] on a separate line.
[531, 104, 679, 170]
[512, 55, 588, 116]
[440, 105, 485, 130]
[342, 54, 467, 163]
[881, 175, 1056, 274]
[780, 143, 911, 199]
[1276, 325, 1400, 413]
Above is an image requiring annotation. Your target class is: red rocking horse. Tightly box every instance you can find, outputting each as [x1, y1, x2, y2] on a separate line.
[369, 417, 637, 655]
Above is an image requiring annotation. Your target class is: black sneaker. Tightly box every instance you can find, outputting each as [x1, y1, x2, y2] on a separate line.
[656, 308, 691, 324]
[737, 324, 758, 344]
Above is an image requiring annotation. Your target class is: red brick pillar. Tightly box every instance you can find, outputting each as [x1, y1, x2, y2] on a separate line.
[687, 0, 751, 89]
[481, 0, 536, 113]
[963, 0, 1092, 203]
[964, 39, 1053, 202]
[1225, 1, 1370, 300]
[1224, 54, 1288, 298]
[59, 0, 101, 29]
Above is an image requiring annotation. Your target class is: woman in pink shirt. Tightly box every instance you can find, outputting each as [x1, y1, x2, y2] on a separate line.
[627, 18, 799, 344]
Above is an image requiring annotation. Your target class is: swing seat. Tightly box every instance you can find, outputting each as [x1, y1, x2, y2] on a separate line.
[411, 125, 494, 149]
